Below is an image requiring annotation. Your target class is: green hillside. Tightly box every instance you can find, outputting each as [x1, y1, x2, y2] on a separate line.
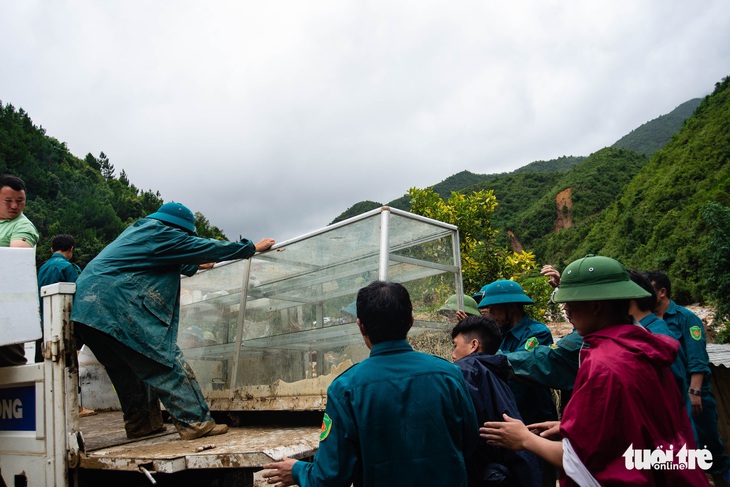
[517, 148, 649, 263]
[331, 159, 587, 224]
[329, 99, 695, 225]
[611, 98, 703, 156]
[511, 155, 586, 174]
[331, 200, 383, 223]
[568, 78, 730, 302]
[327, 80, 725, 308]
[462, 171, 565, 237]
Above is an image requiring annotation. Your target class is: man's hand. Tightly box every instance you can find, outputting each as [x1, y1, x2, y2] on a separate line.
[255, 238, 276, 252]
[540, 265, 561, 288]
[480, 414, 532, 450]
[690, 393, 703, 416]
[455, 310, 468, 322]
[527, 420, 562, 440]
[262, 458, 297, 486]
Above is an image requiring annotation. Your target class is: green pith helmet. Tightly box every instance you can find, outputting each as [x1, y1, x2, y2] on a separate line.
[147, 202, 197, 235]
[477, 280, 534, 308]
[439, 294, 480, 316]
[552, 255, 651, 303]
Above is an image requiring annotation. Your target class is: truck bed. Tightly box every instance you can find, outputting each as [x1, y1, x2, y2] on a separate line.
[79, 411, 320, 474]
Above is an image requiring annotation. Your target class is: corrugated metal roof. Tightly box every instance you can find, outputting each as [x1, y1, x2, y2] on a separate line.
[708, 343, 730, 368]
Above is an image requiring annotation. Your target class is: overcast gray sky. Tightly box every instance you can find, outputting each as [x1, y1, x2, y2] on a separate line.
[1, 1, 729, 243]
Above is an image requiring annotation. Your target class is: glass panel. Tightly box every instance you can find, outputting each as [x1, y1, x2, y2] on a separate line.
[179, 208, 462, 411]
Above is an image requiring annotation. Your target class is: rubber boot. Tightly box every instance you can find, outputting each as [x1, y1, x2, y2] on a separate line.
[175, 420, 229, 440]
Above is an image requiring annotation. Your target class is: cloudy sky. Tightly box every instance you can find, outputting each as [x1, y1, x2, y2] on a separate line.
[1, 1, 729, 243]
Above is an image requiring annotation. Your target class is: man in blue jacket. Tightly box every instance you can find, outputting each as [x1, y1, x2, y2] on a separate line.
[452, 315, 540, 487]
[71, 202, 274, 440]
[262, 281, 478, 487]
[477, 280, 557, 426]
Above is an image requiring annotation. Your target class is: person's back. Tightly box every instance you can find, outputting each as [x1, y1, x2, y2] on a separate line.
[38, 234, 81, 288]
[264, 281, 478, 487]
[326, 340, 477, 486]
[37, 234, 81, 363]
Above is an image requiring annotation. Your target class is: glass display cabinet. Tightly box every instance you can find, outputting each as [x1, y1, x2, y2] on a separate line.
[178, 206, 464, 411]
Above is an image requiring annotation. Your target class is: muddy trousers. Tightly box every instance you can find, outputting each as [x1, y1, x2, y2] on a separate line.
[75, 323, 213, 437]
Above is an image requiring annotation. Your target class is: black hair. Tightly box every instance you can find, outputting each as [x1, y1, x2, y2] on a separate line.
[51, 234, 75, 252]
[451, 315, 502, 355]
[356, 281, 412, 343]
[627, 270, 657, 312]
[646, 270, 671, 300]
[0, 175, 27, 192]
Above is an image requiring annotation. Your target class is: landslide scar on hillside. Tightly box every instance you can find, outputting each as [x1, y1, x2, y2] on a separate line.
[555, 187, 573, 231]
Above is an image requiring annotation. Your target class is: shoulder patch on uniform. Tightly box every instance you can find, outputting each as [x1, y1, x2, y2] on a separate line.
[524, 337, 539, 352]
[689, 326, 702, 341]
[319, 413, 333, 441]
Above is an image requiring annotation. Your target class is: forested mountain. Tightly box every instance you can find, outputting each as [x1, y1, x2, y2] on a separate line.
[0, 102, 226, 267]
[567, 79, 730, 302]
[511, 155, 586, 174]
[611, 98, 703, 155]
[509, 147, 649, 263]
[332, 98, 701, 225]
[332, 158, 585, 224]
[329, 78, 727, 307]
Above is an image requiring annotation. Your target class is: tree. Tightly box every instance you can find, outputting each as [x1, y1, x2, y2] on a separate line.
[99, 152, 115, 180]
[194, 212, 227, 240]
[407, 187, 538, 296]
[701, 202, 730, 342]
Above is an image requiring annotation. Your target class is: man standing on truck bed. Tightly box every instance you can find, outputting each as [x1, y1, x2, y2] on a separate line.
[71, 202, 275, 440]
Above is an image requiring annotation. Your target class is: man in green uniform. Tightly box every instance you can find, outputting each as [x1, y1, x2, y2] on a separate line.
[648, 270, 730, 486]
[71, 202, 275, 440]
[36, 234, 82, 363]
[477, 280, 557, 425]
[0, 174, 39, 366]
[503, 265, 582, 414]
[262, 281, 478, 487]
[478, 279, 558, 486]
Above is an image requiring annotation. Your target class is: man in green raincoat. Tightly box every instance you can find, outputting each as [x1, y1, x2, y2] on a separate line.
[71, 202, 274, 440]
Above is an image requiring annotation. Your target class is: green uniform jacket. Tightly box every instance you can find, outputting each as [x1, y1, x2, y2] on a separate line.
[662, 301, 710, 379]
[38, 253, 81, 287]
[640, 313, 696, 439]
[500, 316, 558, 424]
[292, 340, 478, 487]
[505, 328, 582, 391]
[38, 252, 81, 326]
[70, 218, 256, 367]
